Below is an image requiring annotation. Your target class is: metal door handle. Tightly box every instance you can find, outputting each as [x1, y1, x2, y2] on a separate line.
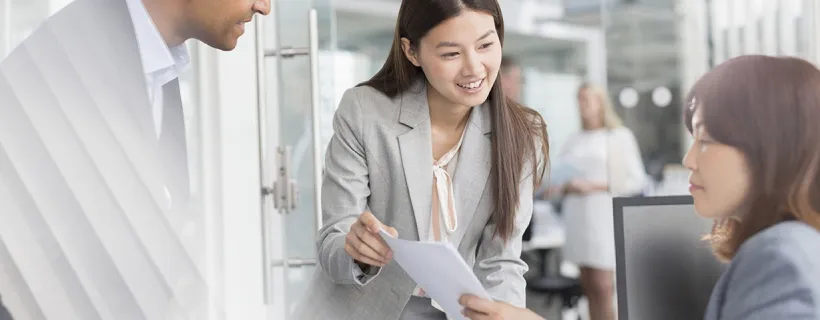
[265, 47, 310, 57]
[253, 16, 276, 306]
[270, 258, 318, 268]
[260, 9, 320, 223]
[307, 9, 324, 234]
[255, 8, 322, 306]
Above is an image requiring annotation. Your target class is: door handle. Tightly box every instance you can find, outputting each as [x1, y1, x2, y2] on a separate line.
[255, 8, 322, 307]
[254, 15, 278, 306]
[262, 9, 322, 231]
[270, 258, 318, 268]
[307, 9, 323, 234]
[262, 146, 299, 212]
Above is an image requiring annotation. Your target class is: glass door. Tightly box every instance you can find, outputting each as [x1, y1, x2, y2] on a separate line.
[256, 0, 335, 318]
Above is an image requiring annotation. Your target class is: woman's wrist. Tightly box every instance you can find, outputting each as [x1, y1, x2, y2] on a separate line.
[355, 260, 372, 271]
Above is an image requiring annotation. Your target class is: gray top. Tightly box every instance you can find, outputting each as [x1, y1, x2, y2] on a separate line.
[703, 221, 820, 320]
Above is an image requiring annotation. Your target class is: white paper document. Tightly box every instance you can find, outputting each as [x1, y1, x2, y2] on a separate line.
[379, 229, 491, 319]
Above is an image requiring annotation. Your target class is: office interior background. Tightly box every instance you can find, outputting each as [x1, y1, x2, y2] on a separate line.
[2, 0, 819, 319]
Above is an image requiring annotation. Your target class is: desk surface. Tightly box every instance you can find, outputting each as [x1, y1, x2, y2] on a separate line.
[523, 224, 565, 251]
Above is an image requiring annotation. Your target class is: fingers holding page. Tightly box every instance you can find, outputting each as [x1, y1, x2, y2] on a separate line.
[343, 211, 400, 267]
[358, 211, 383, 233]
[345, 228, 387, 266]
[459, 295, 497, 314]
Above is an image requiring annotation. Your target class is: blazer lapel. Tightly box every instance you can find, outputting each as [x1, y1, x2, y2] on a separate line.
[451, 102, 492, 246]
[397, 81, 433, 241]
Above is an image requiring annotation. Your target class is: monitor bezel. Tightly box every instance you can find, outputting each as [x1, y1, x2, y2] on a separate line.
[613, 195, 695, 320]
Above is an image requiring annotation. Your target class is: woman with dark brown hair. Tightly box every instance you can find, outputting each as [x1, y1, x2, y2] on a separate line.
[684, 55, 820, 319]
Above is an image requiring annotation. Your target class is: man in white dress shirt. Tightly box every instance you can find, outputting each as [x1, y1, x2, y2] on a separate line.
[0, 0, 268, 319]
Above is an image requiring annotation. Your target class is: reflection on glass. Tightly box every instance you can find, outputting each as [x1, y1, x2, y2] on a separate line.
[273, 0, 334, 315]
[8, 0, 50, 55]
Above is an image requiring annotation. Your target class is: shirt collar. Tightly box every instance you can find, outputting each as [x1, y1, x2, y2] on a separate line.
[125, 0, 190, 78]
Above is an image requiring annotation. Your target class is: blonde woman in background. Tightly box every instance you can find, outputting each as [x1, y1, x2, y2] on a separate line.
[551, 83, 647, 320]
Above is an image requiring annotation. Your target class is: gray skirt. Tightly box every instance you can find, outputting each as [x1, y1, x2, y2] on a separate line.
[399, 296, 447, 320]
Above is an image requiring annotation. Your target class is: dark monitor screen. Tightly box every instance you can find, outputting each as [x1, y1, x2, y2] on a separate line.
[614, 196, 727, 320]
[0, 296, 11, 320]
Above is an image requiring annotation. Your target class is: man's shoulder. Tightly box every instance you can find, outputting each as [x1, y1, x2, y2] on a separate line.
[2, 0, 136, 74]
[5, 0, 126, 51]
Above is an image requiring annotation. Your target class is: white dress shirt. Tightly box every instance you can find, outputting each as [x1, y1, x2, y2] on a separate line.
[124, 0, 191, 213]
[124, 0, 190, 138]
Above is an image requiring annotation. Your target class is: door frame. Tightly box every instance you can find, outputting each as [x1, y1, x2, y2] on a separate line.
[1, 0, 9, 58]
[194, 21, 270, 320]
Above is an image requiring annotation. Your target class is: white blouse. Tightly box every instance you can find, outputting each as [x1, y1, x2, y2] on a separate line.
[412, 127, 467, 308]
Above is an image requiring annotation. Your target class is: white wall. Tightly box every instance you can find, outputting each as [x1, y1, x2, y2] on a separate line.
[216, 38, 266, 320]
[196, 26, 267, 320]
[523, 71, 583, 164]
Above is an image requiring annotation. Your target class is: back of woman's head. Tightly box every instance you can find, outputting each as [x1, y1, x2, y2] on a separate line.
[684, 55, 820, 260]
[359, 0, 548, 242]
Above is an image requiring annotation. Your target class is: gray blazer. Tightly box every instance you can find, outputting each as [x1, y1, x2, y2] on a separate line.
[703, 221, 820, 320]
[295, 80, 534, 320]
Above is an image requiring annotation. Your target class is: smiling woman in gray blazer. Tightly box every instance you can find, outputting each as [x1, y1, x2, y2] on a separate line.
[295, 0, 548, 319]
[682, 55, 820, 319]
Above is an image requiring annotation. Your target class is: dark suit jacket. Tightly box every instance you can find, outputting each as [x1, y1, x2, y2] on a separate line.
[0, 0, 203, 319]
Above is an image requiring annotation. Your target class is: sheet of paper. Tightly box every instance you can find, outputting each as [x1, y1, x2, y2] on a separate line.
[379, 229, 491, 319]
[547, 160, 580, 187]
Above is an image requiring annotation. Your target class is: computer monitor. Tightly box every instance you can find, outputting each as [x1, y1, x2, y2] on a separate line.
[614, 196, 727, 320]
[0, 296, 11, 320]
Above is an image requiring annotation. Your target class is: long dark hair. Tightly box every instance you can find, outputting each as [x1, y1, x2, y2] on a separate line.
[684, 55, 820, 261]
[359, 0, 549, 242]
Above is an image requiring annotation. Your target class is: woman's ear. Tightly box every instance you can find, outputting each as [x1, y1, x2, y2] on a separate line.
[400, 38, 421, 67]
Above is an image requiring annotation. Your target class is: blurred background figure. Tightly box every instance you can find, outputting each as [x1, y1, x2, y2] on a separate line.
[500, 55, 523, 102]
[549, 83, 646, 320]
